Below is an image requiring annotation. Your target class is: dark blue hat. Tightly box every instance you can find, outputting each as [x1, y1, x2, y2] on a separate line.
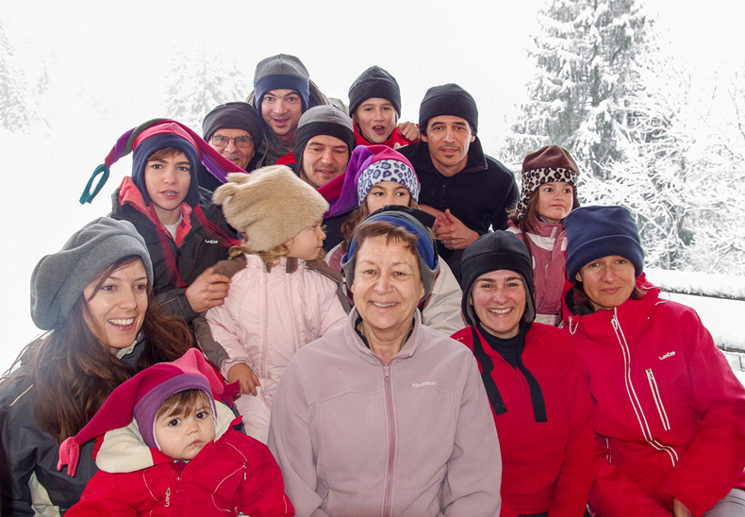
[564, 206, 644, 282]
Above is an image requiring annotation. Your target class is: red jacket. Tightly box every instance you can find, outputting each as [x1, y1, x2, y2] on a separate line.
[563, 278, 745, 517]
[67, 408, 293, 517]
[354, 125, 418, 149]
[452, 323, 594, 517]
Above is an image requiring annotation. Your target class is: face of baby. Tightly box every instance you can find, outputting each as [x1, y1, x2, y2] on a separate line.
[153, 391, 216, 461]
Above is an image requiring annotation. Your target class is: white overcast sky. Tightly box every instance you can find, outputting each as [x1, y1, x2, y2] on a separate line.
[0, 0, 742, 371]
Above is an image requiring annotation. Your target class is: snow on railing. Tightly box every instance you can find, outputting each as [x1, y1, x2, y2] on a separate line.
[646, 268, 745, 301]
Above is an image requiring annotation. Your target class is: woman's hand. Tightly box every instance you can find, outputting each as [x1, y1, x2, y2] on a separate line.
[673, 498, 694, 517]
[228, 363, 261, 396]
[185, 266, 231, 313]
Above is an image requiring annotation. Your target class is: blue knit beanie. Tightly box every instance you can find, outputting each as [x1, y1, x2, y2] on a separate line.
[564, 206, 644, 282]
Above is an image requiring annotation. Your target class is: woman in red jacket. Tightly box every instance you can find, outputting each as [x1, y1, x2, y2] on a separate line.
[452, 230, 594, 517]
[563, 206, 745, 517]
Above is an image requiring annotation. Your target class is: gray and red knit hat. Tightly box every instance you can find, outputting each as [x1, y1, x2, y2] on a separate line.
[515, 145, 580, 220]
[57, 349, 238, 476]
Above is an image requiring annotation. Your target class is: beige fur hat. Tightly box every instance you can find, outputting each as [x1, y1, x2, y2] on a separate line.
[213, 166, 329, 252]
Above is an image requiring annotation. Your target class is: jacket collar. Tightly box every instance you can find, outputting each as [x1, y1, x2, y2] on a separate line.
[344, 307, 424, 365]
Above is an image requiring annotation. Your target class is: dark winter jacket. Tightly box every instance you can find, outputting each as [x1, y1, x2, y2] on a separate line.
[0, 335, 148, 516]
[563, 277, 745, 517]
[110, 176, 237, 323]
[398, 138, 518, 277]
[451, 323, 594, 517]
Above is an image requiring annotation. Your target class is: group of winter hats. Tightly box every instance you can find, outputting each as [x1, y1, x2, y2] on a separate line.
[58, 348, 234, 476]
[213, 166, 329, 253]
[80, 119, 244, 206]
[31, 217, 153, 331]
[202, 102, 264, 154]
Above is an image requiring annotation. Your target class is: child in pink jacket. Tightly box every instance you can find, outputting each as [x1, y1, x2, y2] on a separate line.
[207, 166, 347, 443]
[507, 145, 580, 326]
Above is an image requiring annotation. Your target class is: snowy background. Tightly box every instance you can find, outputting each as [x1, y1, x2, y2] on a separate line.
[1, 0, 743, 373]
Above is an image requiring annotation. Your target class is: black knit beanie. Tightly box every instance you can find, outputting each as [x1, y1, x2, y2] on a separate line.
[348, 66, 402, 116]
[293, 105, 356, 164]
[459, 231, 535, 326]
[202, 102, 264, 154]
[419, 83, 478, 133]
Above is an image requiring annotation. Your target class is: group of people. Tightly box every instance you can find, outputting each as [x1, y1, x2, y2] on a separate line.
[1, 52, 744, 517]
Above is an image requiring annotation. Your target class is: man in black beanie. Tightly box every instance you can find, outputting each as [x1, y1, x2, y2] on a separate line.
[399, 83, 518, 282]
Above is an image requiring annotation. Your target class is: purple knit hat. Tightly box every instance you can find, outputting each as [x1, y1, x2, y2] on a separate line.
[326, 144, 419, 218]
[58, 349, 238, 476]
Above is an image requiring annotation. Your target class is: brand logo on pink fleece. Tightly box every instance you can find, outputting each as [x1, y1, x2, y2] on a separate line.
[659, 351, 676, 360]
[412, 381, 437, 388]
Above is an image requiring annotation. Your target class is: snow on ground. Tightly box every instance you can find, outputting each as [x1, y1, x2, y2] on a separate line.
[648, 267, 745, 300]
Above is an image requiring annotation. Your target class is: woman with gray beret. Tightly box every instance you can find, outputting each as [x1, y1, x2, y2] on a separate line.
[0, 217, 193, 516]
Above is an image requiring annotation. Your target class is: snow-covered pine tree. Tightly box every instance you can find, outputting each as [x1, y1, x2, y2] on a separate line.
[505, 0, 649, 179]
[0, 16, 32, 133]
[162, 46, 249, 133]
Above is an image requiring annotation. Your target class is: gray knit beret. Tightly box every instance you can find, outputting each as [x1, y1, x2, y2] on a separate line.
[31, 218, 153, 330]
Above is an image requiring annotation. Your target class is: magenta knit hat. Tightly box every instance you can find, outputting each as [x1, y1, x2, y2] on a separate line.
[57, 349, 238, 476]
[326, 144, 419, 218]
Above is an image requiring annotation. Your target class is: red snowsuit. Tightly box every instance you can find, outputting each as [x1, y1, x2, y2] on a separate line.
[452, 323, 594, 517]
[563, 277, 745, 517]
[66, 407, 293, 517]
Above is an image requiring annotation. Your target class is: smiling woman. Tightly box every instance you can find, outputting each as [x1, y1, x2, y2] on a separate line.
[0, 217, 192, 516]
[268, 208, 502, 516]
[563, 206, 745, 517]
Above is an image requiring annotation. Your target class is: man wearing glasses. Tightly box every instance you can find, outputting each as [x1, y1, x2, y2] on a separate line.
[200, 102, 264, 191]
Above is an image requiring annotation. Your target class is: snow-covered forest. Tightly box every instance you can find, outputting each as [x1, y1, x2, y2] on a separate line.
[0, 0, 742, 372]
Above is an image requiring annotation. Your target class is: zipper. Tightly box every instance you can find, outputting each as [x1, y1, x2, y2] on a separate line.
[611, 310, 678, 466]
[383, 364, 396, 517]
[646, 368, 671, 431]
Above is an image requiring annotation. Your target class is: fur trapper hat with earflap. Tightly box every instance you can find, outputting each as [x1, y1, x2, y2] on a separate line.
[213, 166, 329, 253]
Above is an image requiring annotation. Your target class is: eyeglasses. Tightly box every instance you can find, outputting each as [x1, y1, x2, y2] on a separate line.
[211, 134, 253, 148]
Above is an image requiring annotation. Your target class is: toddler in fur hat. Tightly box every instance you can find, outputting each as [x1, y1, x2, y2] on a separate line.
[58, 349, 294, 517]
[206, 166, 347, 443]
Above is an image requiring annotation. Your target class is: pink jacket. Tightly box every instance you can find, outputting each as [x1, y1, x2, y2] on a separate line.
[268, 309, 503, 517]
[507, 220, 567, 326]
[206, 255, 346, 442]
[563, 278, 745, 517]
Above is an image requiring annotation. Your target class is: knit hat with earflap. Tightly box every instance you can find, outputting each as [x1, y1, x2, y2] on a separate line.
[213, 166, 329, 253]
[348, 66, 402, 116]
[326, 144, 419, 218]
[253, 54, 310, 112]
[30, 217, 153, 331]
[341, 206, 438, 301]
[564, 205, 644, 282]
[57, 349, 239, 476]
[202, 102, 264, 156]
[515, 145, 580, 220]
[459, 231, 536, 327]
[80, 119, 244, 205]
[419, 83, 478, 134]
[292, 105, 356, 165]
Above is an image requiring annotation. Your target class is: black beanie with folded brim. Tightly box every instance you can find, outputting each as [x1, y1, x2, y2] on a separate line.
[459, 231, 535, 326]
[292, 105, 356, 164]
[419, 83, 478, 134]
